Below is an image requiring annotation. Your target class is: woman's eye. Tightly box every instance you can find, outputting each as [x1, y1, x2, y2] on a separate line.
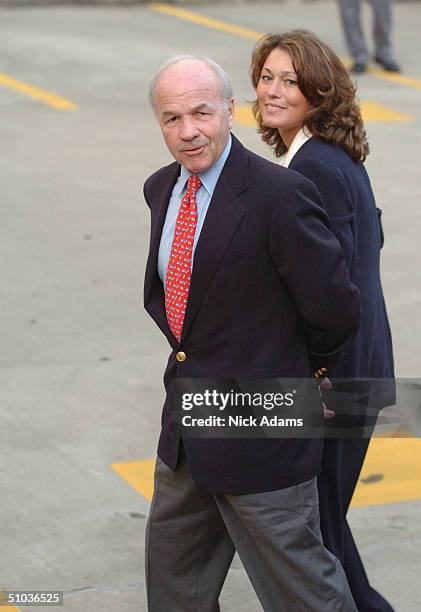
[285, 79, 297, 86]
[261, 74, 272, 82]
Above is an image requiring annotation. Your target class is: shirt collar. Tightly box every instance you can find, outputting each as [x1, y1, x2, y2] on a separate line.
[278, 127, 312, 168]
[175, 134, 232, 196]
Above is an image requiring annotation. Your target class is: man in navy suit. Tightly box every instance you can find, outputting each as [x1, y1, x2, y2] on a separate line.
[143, 55, 360, 611]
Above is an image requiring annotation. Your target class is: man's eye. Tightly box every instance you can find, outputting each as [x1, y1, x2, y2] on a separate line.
[166, 116, 177, 124]
[197, 111, 208, 116]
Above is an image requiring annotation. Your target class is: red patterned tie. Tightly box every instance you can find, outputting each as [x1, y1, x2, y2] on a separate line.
[165, 174, 201, 342]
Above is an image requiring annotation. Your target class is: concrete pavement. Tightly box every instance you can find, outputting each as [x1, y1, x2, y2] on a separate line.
[1, 2, 421, 610]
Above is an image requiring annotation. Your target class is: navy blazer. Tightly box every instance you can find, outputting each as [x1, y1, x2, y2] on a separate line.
[290, 138, 394, 389]
[143, 134, 361, 494]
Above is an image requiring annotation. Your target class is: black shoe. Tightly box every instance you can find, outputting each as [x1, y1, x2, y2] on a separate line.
[350, 62, 367, 74]
[375, 56, 400, 72]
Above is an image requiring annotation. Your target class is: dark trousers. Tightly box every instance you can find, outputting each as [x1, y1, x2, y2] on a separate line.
[318, 435, 394, 612]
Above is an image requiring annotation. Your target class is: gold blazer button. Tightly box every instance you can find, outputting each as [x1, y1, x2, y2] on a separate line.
[176, 351, 187, 362]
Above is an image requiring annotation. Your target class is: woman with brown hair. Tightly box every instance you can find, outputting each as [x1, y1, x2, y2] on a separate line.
[250, 30, 395, 612]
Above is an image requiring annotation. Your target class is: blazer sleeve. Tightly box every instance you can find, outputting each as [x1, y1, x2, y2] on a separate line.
[269, 174, 360, 375]
[290, 156, 355, 270]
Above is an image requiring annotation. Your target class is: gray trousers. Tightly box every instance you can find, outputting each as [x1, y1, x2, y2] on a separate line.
[338, 0, 394, 64]
[145, 456, 357, 611]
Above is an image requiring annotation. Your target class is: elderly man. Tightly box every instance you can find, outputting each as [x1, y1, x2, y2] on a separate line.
[143, 55, 360, 611]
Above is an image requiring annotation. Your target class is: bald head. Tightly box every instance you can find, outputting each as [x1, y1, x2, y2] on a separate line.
[149, 55, 233, 112]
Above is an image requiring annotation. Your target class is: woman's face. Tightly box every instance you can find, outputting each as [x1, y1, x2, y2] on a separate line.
[256, 47, 312, 147]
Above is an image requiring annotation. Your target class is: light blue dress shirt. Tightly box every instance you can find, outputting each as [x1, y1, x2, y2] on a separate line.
[158, 135, 232, 288]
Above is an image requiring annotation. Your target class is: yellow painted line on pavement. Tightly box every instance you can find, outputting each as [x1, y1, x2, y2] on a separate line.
[148, 3, 262, 40]
[235, 101, 412, 128]
[111, 459, 155, 501]
[361, 100, 412, 122]
[0, 72, 78, 110]
[351, 435, 421, 507]
[234, 105, 256, 127]
[149, 3, 421, 91]
[0, 591, 19, 610]
[111, 435, 421, 508]
[368, 67, 421, 89]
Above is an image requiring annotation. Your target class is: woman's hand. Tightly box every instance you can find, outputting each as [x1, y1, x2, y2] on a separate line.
[319, 377, 335, 419]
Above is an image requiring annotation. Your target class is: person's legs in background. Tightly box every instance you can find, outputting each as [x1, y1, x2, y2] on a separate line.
[338, 0, 369, 72]
[369, 0, 400, 71]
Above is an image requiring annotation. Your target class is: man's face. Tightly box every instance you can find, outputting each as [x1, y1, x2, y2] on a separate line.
[153, 61, 234, 174]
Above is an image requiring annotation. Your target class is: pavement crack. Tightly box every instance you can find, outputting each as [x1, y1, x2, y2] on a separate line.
[63, 582, 145, 597]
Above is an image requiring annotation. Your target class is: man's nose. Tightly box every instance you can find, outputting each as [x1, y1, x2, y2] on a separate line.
[179, 117, 200, 140]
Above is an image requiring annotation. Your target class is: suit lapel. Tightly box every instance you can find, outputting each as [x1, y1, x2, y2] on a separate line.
[180, 135, 249, 342]
[144, 162, 180, 343]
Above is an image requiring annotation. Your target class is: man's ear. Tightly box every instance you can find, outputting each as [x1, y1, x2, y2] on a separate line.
[227, 97, 235, 128]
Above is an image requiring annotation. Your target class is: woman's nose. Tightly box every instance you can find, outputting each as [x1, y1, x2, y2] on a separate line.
[267, 80, 282, 97]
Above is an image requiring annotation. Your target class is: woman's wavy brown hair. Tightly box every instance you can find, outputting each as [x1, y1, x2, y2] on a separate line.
[250, 30, 369, 161]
